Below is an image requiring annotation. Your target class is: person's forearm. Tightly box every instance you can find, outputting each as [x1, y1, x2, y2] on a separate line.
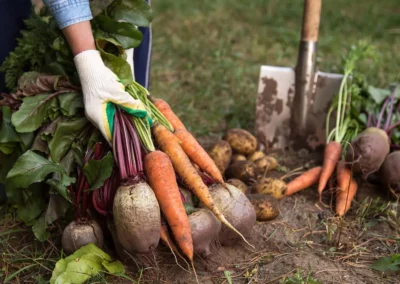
[62, 21, 96, 56]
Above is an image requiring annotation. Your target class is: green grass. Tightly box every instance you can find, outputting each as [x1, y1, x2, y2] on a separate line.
[149, 0, 400, 136]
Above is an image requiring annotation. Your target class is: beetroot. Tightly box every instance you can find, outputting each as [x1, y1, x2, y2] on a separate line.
[379, 151, 400, 199]
[62, 220, 104, 255]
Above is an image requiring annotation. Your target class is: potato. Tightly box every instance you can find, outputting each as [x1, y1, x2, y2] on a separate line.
[246, 194, 280, 221]
[256, 177, 287, 199]
[208, 140, 232, 174]
[227, 178, 248, 194]
[225, 160, 258, 183]
[224, 128, 257, 155]
[232, 154, 247, 163]
[248, 151, 265, 162]
[254, 156, 278, 173]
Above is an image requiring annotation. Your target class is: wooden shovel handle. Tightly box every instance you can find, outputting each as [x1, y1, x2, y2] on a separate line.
[301, 0, 321, 41]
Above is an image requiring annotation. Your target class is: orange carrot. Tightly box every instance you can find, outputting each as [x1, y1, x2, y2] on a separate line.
[336, 161, 358, 216]
[174, 129, 225, 185]
[160, 223, 190, 271]
[152, 123, 254, 249]
[286, 166, 322, 196]
[144, 150, 193, 262]
[152, 98, 186, 131]
[318, 141, 342, 200]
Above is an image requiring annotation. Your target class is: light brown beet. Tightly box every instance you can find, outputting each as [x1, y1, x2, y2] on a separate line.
[224, 129, 257, 155]
[246, 194, 280, 221]
[62, 220, 104, 255]
[189, 209, 221, 257]
[113, 182, 161, 254]
[345, 127, 390, 178]
[256, 177, 287, 199]
[225, 160, 258, 183]
[208, 184, 256, 246]
[227, 178, 248, 194]
[208, 140, 232, 174]
[379, 151, 400, 199]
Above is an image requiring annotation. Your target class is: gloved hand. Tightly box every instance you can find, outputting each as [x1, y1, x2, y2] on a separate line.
[74, 49, 146, 144]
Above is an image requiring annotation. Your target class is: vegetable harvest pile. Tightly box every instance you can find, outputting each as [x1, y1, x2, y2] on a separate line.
[0, 1, 258, 282]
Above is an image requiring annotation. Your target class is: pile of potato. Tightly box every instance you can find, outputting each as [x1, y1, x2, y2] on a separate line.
[208, 128, 285, 222]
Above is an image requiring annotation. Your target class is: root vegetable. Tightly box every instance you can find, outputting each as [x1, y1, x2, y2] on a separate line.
[336, 161, 358, 216]
[208, 184, 256, 246]
[62, 220, 104, 255]
[208, 140, 232, 174]
[113, 182, 161, 253]
[112, 110, 160, 254]
[379, 151, 400, 199]
[246, 194, 279, 221]
[224, 129, 257, 155]
[145, 150, 193, 261]
[174, 129, 226, 185]
[160, 223, 190, 270]
[318, 141, 342, 200]
[232, 154, 247, 162]
[345, 127, 390, 178]
[152, 123, 253, 248]
[225, 160, 258, 183]
[152, 98, 186, 130]
[286, 167, 322, 196]
[227, 178, 248, 194]
[256, 177, 287, 199]
[248, 151, 265, 162]
[254, 156, 277, 173]
[189, 209, 221, 257]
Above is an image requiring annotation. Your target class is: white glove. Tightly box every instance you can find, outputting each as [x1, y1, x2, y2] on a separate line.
[74, 50, 146, 144]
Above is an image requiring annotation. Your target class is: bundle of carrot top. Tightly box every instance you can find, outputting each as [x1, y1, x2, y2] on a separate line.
[0, 1, 259, 282]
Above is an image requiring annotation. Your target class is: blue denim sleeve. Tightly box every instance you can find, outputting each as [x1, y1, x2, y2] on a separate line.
[42, 0, 93, 29]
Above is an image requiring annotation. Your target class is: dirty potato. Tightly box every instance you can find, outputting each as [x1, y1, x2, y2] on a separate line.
[225, 160, 258, 183]
[208, 140, 232, 174]
[248, 151, 265, 162]
[227, 178, 248, 194]
[224, 129, 257, 155]
[231, 154, 247, 163]
[254, 156, 278, 173]
[246, 194, 279, 221]
[256, 177, 287, 199]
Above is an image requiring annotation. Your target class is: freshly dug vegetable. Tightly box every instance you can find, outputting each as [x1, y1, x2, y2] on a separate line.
[152, 98, 186, 130]
[246, 194, 279, 221]
[208, 140, 232, 174]
[112, 110, 161, 254]
[286, 167, 322, 196]
[336, 161, 358, 216]
[345, 127, 390, 178]
[208, 184, 256, 246]
[152, 123, 253, 248]
[113, 183, 161, 253]
[160, 223, 190, 271]
[224, 128, 257, 155]
[225, 160, 258, 183]
[379, 151, 400, 199]
[227, 178, 248, 194]
[62, 220, 104, 255]
[254, 156, 278, 173]
[318, 141, 342, 199]
[248, 151, 265, 162]
[175, 129, 226, 185]
[145, 150, 193, 261]
[256, 177, 287, 199]
[232, 154, 247, 162]
[189, 209, 221, 257]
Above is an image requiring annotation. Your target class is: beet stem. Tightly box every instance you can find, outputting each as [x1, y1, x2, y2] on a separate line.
[376, 98, 389, 129]
[384, 87, 397, 131]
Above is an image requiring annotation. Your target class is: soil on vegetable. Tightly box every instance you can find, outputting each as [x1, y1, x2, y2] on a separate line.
[1, 141, 399, 284]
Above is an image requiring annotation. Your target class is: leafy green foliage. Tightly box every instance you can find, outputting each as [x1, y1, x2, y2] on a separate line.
[371, 254, 400, 272]
[83, 151, 114, 190]
[50, 243, 125, 284]
[108, 0, 154, 27]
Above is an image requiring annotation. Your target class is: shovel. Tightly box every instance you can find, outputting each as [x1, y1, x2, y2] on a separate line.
[255, 0, 343, 151]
